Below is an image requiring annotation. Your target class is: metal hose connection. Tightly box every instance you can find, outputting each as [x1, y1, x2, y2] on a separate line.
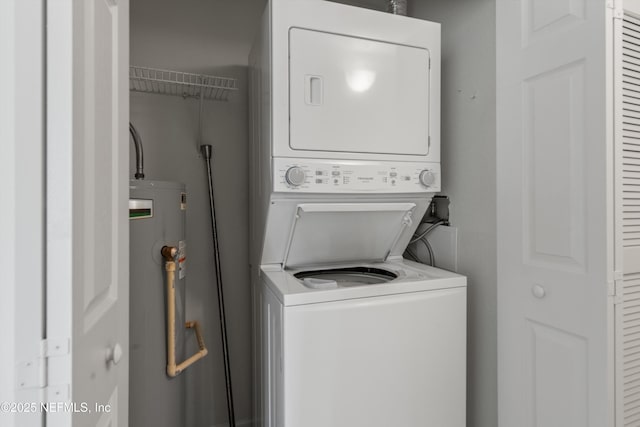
[129, 122, 145, 180]
[388, 0, 407, 15]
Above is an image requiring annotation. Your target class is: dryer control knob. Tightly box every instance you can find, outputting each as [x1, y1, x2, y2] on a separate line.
[419, 170, 436, 187]
[285, 166, 306, 187]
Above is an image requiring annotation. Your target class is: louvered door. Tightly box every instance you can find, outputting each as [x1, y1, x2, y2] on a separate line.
[619, 12, 640, 426]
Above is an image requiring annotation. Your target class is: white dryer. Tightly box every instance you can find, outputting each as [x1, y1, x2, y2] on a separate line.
[248, 1, 465, 426]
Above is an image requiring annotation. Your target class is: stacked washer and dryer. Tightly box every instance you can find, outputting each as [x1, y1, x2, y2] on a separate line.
[249, 1, 466, 426]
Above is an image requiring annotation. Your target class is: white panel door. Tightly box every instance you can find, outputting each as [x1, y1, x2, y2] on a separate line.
[497, 1, 613, 426]
[47, 0, 129, 426]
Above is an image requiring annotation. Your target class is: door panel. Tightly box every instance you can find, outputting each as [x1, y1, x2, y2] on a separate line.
[522, 60, 587, 272]
[528, 321, 588, 427]
[497, 1, 612, 426]
[289, 28, 430, 156]
[47, 0, 129, 425]
[81, 0, 118, 333]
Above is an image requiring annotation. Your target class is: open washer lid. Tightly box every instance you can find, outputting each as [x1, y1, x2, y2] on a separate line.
[282, 202, 416, 268]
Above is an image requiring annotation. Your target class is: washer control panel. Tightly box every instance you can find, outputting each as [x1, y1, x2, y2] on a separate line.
[285, 166, 307, 186]
[274, 158, 440, 193]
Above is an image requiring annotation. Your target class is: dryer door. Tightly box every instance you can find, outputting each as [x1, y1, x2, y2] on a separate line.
[289, 28, 431, 156]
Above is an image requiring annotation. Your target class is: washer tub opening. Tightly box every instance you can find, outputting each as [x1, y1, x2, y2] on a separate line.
[294, 266, 398, 288]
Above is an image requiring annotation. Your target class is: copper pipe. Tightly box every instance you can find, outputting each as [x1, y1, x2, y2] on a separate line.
[163, 246, 208, 377]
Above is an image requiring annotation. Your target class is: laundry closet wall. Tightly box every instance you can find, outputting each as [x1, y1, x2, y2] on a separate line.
[130, 1, 265, 425]
[412, 2, 498, 427]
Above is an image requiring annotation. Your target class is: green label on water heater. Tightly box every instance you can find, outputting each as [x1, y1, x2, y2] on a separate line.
[129, 199, 153, 219]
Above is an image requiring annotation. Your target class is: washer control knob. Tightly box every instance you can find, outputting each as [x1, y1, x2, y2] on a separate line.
[285, 166, 306, 187]
[419, 170, 436, 187]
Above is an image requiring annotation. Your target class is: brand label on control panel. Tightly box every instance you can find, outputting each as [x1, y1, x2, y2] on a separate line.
[273, 158, 440, 193]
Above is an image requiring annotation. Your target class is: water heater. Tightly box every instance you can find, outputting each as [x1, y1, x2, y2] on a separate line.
[129, 180, 187, 427]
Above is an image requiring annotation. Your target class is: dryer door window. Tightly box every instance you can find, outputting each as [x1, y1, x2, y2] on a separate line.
[289, 28, 431, 156]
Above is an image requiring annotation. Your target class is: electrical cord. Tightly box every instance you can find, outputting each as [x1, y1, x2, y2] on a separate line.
[418, 237, 435, 266]
[409, 219, 445, 244]
[405, 246, 420, 263]
[406, 238, 435, 266]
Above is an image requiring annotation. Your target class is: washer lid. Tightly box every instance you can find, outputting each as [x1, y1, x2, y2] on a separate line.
[282, 203, 416, 268]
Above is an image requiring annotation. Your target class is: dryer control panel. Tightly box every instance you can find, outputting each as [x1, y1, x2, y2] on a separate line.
[273, 158, 440, 193]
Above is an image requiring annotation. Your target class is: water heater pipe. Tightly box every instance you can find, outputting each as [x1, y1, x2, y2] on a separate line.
[129, 122, 145, 180]
[162, 246, 208, 377]
[388, 0, 407, 15]
[200, 144, 236, 427]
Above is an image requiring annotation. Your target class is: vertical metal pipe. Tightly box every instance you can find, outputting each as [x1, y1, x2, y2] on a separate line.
[388, 0, 407, 15]
[200, 144, 236, 427]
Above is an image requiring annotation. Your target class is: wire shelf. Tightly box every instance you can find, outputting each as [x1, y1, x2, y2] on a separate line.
[129, 66, 238, 101]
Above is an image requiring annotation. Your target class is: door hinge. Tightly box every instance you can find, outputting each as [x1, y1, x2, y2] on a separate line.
[45, 384, 70, 402]
[609, 271, 624, 305]
[615, 280, 624, 304]
[42, 337, 70, 358]
[15, 357, 46, 390]
[608, 0, 623, 19]
[16, 338, 70, 392]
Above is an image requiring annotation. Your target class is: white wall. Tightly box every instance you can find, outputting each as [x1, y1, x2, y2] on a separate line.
[411, 2, 497, 427]
[130, 1, 265, 425]
[0, 2, 18, 422]
[0, 1, 45, 427]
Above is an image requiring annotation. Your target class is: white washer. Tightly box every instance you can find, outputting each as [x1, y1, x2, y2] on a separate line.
[260, 260, 465, 427]
[257, 201, 466, 427]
